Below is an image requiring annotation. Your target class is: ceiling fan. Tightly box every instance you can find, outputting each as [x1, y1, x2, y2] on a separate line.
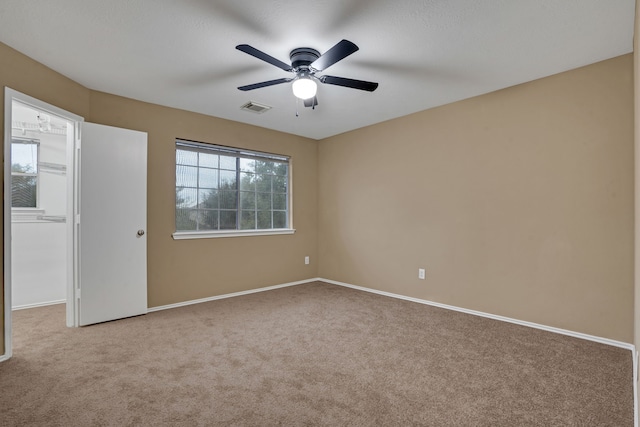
[236, 39, 378, 108]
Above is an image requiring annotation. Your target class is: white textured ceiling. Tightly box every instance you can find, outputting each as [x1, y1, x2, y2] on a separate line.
[0, 0, 635, 140]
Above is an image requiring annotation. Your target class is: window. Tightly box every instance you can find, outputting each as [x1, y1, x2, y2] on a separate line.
[174, 139, 292, 238]
[11, 138, 39, 208]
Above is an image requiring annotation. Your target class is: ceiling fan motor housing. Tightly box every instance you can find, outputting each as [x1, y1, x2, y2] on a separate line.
[290, 48, 320, 71]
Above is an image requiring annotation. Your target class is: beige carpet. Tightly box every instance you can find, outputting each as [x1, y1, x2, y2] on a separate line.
[0, 281, 633, 426]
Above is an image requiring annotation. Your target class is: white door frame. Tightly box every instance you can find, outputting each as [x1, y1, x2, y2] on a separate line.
[2, 88, 83, 361]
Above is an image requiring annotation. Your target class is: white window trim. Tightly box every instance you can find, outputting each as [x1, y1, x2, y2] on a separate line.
[11, 138, 40, 210]
[172, 228, 295, 240]
[175, 139, 292, 235]
[11, 207, 46, 222]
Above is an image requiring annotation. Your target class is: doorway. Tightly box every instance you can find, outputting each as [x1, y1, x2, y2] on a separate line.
[3, 88, 81, 360]
[10, 101, 69, 310]
[2, 88, 148, 361]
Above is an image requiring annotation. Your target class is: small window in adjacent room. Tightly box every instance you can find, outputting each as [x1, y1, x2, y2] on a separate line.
[11, 138, 39, 208]
[173, 139, 293, 239]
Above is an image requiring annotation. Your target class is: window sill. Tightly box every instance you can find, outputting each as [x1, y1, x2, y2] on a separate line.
[172, 228, 296, 240]
[12, 208, 45, 222]
[12, 208, 45, 214]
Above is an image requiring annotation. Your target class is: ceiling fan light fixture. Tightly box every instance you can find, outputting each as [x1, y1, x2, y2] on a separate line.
[292, 76, 317, 100]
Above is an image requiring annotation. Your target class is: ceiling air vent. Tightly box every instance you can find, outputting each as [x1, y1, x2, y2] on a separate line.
[240, 101, 272, 114]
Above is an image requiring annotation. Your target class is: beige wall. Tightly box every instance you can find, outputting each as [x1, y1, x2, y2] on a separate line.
[318, 54, 634, 342]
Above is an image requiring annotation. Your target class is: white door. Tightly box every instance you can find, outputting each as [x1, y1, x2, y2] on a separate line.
[78, 123, 147, 326]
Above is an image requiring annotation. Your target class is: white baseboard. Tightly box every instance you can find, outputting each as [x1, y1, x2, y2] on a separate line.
[319, 278, 635, 352]
[634, 347, 638, 427]
[149, 276, 634, 351]
[147, 278, 317, 313]
[12, 299, 65, 311]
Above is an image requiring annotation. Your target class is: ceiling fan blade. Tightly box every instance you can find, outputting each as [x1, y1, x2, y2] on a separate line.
[310, 39, 359, 71]
[236, 44, 294, 72]
[303, 96, 318, 108]
[320, 75, 379, 92]
[238, 78, 293, 91]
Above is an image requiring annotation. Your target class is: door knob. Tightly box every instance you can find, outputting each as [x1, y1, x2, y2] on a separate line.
[136, 229, 145, 237]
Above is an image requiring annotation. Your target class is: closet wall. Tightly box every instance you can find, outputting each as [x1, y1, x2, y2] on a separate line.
[11, 103, 67, 308]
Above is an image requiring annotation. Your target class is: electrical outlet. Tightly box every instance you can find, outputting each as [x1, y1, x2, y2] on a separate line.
[418, 268, 425, 280]
[305, 256, 310, 265]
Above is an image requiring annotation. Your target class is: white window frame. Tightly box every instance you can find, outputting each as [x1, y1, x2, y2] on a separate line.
[10, 138, 44, 219]
[172, 139, 295, 240]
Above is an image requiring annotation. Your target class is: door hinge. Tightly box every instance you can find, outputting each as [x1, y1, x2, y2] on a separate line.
[76, 288, 81, 299]
[75, 214, 80, 224]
